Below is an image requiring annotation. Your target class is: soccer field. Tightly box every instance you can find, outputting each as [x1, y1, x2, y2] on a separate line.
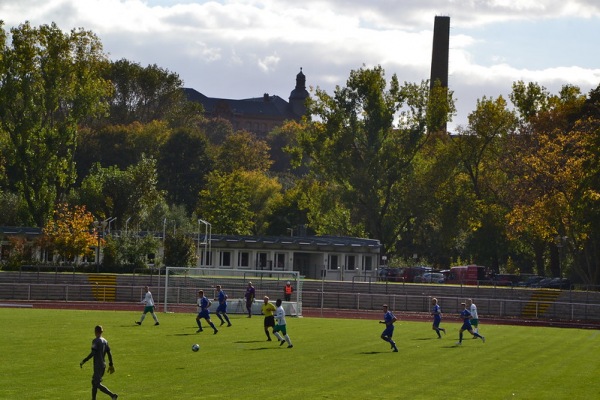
[1, 308, 599, 399]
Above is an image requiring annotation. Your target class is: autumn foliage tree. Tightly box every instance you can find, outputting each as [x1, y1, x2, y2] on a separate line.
[43, 203, 97, 263]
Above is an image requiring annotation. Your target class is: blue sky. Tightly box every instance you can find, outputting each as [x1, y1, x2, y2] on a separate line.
[2, 0, 599, 130]
[460, 18, 598, 69]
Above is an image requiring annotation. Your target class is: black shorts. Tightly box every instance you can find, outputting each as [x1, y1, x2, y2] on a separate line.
[264, 315, 275, 328]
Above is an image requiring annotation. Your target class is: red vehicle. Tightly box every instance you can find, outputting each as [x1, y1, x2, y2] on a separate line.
[400, 266, 432, 283]
[445, 265, 486, 285]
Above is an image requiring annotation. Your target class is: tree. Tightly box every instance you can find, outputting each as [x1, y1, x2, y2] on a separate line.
[0, 22, 112, 226]
[102, 59, 185, 126]
[449, 96, 518, 271]
[77, 155, 165, 228]
[216, 130, 272, 173]
[75, 120, 171, 180]
[157, 127, 213, 212]
[102, 232, 158, 271]
[42, 203, 97, 264]
[200, 117, 234, 145]
[197, 170, 282, 235]
[503, 82, 600, 282]
[291, 66, 454, 255]
[0, 190, 31, 226]
[164, 232, 195, 268]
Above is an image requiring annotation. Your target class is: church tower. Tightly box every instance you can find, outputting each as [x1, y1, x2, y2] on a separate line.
[289, 68, 309, 118]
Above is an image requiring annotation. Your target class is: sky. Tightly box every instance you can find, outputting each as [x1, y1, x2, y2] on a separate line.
[2, 0, 600, 131]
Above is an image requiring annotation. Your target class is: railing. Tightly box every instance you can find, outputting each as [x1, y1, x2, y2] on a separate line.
[300, 290, 600, 322]
[2, 281, 599, 323]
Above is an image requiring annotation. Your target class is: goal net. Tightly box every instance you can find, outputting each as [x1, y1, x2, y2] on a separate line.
[163, 267, 302, 316]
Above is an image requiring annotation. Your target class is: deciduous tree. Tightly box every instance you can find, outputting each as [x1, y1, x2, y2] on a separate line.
[291, 66, 454, 255]
[43, 203, 97, 263]
[0, 22, 112, 226]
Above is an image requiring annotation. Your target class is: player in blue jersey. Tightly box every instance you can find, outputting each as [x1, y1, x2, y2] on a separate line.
[214, 285, 232, 327]
[379, 304, 399, 352]
[196, 290, 218, 334]
[456, 302, 485, 345]
[80, 325, 118, 400]
[431, 298, 446, 338]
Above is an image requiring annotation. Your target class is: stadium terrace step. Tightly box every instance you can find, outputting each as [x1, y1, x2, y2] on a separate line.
[88, 274, 117, 302]
[521, 289, 562, 319]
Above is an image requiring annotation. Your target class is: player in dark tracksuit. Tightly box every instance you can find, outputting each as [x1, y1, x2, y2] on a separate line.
[80, 325, 118, 400]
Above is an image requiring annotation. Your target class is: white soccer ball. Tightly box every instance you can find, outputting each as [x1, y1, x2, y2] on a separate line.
[192, 343, 200, 352]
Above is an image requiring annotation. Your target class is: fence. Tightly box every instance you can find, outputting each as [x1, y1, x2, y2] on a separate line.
[2, 281, 599, 323]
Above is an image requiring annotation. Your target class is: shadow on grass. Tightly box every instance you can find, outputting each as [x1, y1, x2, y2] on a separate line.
[234, 340, 265, 344]
[247, 347, 280, 351]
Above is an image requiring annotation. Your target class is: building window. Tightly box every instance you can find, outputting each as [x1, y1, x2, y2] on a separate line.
[201, 250, 212, 267]
[345, 255, 356, 270]
[238, 251, 249, 268]
[363, 256, 373, 271]
[329, 255, 338, 270]
[256, 252, 268, 269]
[220, 251, 231, 267]
[275, 253, 285, 270]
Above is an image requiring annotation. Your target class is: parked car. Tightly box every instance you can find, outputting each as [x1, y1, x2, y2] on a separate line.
[547, 277, 572, 290]
[414, 272, 445, 284]
[516, 276, 544, 287]
[378, 267, 403, 282]
[530, 277, 551, 288]
[400, 266, 432, 283]
[493, 274, 520, 286]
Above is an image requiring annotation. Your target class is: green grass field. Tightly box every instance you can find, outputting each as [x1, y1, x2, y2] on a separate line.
[1, 308, 599, 400]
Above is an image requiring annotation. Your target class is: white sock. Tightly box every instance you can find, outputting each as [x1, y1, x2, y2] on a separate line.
[284, 334, 292, 345]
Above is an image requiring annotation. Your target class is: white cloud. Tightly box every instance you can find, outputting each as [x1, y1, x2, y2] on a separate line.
[1, 0, 599, 130]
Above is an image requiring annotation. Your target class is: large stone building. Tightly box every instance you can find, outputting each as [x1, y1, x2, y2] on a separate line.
[184, 69, 309, 136]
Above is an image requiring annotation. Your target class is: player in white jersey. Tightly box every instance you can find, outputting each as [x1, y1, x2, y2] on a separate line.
[135, 286, 160, 326]
[467, 298, 479, 334]
[273, 298, 293, 348]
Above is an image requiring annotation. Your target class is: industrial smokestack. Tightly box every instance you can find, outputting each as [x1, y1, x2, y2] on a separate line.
[430, 16, 450, 90]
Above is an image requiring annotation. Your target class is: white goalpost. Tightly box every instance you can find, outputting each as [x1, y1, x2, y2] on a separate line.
[163, 267, 302, 316]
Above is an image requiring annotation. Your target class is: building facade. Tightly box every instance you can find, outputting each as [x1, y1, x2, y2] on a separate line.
[184, 69, 309, 136]
[0, 227, 381, 281]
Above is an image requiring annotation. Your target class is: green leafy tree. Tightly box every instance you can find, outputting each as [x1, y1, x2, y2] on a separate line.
[197, 170, 282, 235]
[75, 120, 170, 180]
[0, 190, 31, 226]
[449, 96, 518, 271]
[290, 66, 454, 254]
[164, 232, 195, 268]
[102, 232, 158, 271]
[157, 127, 213, 212]
[216, 130, 272, 173]
[0, 22, 112, 226]
[102, 59, 185, 125]
[77, 155, 165, 227]
[200, 117, 234, 145]
[264, 179, 310, 236]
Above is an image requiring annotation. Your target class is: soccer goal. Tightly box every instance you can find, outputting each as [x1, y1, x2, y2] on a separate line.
[163, 267, 302, 316]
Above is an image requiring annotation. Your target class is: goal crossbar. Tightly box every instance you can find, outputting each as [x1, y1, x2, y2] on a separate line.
[164, 267, 302, 317]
